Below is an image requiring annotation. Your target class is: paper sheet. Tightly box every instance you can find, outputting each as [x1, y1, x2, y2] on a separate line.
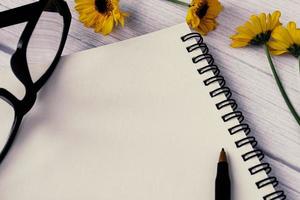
[0, 23, 274, 199]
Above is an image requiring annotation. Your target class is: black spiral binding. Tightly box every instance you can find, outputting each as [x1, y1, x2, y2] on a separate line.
[181, 32, 286, 200]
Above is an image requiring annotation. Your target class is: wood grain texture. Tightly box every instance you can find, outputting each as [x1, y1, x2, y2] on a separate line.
[0, 0, 299, 199]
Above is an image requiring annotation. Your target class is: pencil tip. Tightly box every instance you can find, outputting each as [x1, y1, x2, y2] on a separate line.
[219, 148, 227, 162]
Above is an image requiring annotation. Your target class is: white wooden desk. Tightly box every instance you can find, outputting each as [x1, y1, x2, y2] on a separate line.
[0, 0, 299, 199]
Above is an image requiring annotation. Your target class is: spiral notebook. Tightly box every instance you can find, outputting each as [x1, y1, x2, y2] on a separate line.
[0, 23, 285, 199]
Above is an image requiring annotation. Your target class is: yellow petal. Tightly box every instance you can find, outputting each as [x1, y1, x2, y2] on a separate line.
[244, 21, 259, 35]
[287, 21, 298, 43]
[268, 40, 290, 50]
[85, 13, 98, 27]
[118, 15, 125, 27]
[75, 0, 127, 35]
[287, 21, 296, 31]
[231, 40, 249, 48]
[272, 26, 294, 45]
[188, 11, 201, 29]
[186, 9, 195, 26]
[198, 23, 209, 35]
[236, 25, 255, 38]
[75, 1, 94, 10]
[258, 13, 267, 32]
[101, 15, 114, 35]
[270, 10, 281, 30]
[203, 19, 216, 32]
[231, 33, 253, 41]
[269, 49, 288, 55]
[294, 29, 300, 45]
[190, 7, 202, 26]
[186, 0, 222, 35]
[94, 16, 106, 32]
[250, 15, 263, 34]
[265, 13, 272, 30]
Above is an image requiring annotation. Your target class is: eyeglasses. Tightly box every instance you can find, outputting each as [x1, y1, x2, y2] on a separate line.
[0, 0, 71, 165]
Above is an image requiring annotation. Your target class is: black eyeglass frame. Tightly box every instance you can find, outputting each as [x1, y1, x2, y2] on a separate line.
[0, 0, 71, 165]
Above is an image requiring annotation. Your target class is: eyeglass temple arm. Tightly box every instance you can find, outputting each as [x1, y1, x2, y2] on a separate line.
[34, 0, 71, 92]
[0, 88, 19, 107]
[0, 2, 40, 28]
[0, 1, 58, 29]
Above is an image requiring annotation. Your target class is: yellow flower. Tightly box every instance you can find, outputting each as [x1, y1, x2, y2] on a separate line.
[268, 22, 300, 57]
[186, 0, 223, 35]
[75, 0, 128, 35]
[231, 11, 281, 48]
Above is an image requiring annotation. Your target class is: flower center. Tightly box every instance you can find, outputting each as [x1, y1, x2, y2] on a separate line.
[196, 3, 209, 18]
[288, 44, 300, 57]
[250, 31, 272, 45]
[95, 0, 111, 13]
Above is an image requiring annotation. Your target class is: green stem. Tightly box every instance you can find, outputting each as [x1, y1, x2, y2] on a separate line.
[165, 0, 190, 7]
[264, 44, 300, 126]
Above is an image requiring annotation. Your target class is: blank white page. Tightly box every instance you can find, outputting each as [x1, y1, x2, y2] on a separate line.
[0, 23, 275, 199]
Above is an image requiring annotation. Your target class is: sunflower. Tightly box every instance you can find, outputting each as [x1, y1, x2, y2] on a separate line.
[231, 11, 281, 48]
[186, 0, 223, 35]
[268, 22, 300, 57]
[75, 0, 128, 35]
